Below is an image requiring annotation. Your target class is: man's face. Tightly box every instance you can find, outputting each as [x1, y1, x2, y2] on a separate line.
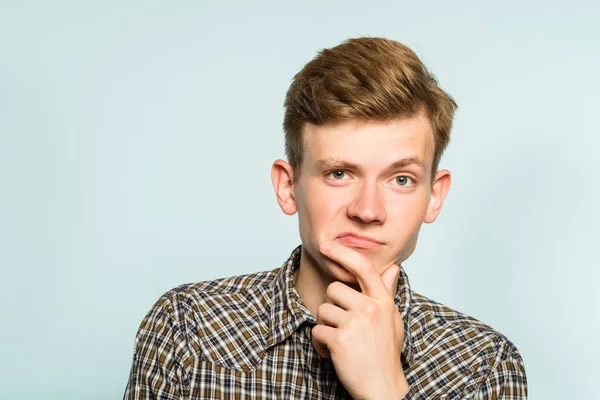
[293, 115, 437, 284]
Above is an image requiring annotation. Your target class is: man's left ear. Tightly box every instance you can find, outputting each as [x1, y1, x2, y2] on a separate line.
[424, 169, 451, 224]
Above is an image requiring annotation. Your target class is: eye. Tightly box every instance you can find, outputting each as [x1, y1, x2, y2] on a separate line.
[395, 175, 415, 186]
[328, 170, 347, 180]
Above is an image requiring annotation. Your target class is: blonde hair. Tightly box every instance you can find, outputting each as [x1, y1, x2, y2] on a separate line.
[283, 37, 457, 182]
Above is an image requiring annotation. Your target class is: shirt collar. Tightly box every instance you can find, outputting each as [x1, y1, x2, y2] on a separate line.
[395, 259, 414, 369]
[267, 245, 314, 349]
[267, 245, 414, 367]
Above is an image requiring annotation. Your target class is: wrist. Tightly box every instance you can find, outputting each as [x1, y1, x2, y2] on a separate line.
[395, 374, 409, 398]
[385, 371, 409, 400]
[366, 371, 409, 400]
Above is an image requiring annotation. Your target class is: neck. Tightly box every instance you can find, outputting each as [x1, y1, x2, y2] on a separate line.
[293, 246, 364, 318]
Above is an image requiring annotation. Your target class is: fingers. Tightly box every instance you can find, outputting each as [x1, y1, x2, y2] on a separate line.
[317, 301, 347, 327]
[313, 297, 348, 359]
[325, 281, 363, 310]
[319, 240, 390, 298]
[312, 324, 334, 358]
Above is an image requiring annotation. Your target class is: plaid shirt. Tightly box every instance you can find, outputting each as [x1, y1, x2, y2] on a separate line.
[124, 246, 527, 399]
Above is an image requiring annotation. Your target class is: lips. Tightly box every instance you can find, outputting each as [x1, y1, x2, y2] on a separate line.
[334, 232, 383, 249]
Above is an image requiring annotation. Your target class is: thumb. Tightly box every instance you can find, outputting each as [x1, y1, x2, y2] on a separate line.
[381, 264, 400, 296]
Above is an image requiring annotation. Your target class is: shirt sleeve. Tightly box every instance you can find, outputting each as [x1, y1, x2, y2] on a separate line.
[123, 294, 191, 400]
[473, 351, 528, 399]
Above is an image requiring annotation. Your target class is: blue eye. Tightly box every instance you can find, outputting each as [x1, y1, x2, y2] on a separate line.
[395, 176, 414, 186]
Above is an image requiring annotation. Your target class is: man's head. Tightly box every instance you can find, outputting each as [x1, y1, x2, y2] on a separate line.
[272, 37, 456, 284]
[283, 37, 457, 184]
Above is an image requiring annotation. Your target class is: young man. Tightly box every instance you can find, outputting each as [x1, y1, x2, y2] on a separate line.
[124, 37, 527, 399]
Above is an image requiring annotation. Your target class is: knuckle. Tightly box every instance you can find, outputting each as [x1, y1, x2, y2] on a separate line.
[362, 302, 378, 318]
[335, 329, 349, 346]
[347, 316, 361, 330]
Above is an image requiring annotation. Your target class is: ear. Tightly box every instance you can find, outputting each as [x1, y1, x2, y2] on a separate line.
[271, 159, 298, 215]
[424, 169, 451, 224]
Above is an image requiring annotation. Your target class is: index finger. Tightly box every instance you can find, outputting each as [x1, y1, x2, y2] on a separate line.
[319, 240, 389, 298]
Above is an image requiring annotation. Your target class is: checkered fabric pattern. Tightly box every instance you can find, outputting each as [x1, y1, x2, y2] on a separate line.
[124, 246, 527, 399]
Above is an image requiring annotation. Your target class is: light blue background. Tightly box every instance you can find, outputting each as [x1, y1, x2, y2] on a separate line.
[1, 1, 598, 398]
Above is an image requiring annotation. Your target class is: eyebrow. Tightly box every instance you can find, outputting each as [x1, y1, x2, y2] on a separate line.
[316, 156, 426, 174]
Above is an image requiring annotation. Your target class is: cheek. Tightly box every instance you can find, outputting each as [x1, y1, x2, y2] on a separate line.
[389, 193, 430, 233]
[301, 188, 333, 223]
[297, 184, 343, 235]
[397, 231, 421, 264]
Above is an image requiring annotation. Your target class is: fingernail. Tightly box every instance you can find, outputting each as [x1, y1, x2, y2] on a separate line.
[320, 241, 334, 252]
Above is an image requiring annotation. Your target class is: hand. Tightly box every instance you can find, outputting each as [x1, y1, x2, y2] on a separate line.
[311, 240, 409, 400]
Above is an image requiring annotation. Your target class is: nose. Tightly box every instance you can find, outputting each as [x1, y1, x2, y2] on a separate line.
[346, 180, 386, 224]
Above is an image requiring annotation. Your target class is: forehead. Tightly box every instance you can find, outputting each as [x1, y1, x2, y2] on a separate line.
[302, 116, 434, 169]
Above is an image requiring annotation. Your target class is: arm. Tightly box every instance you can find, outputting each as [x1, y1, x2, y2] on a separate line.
[124, 295, 190, 400]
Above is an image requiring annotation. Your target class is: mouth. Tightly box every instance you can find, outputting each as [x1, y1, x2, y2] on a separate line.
[334, 232, 383, 249]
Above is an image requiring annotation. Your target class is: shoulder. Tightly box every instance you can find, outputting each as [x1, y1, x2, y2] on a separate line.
[142, 268, 278, 323]
[160, 268, 278, 306]
[410, 290, 521, 354]
[408, 290, 525, 376]
[136, 268, 280, 369]
[405, 291, 527, 397]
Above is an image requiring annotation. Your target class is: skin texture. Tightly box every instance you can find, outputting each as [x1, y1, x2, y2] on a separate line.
[271, 115, 451, 399]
